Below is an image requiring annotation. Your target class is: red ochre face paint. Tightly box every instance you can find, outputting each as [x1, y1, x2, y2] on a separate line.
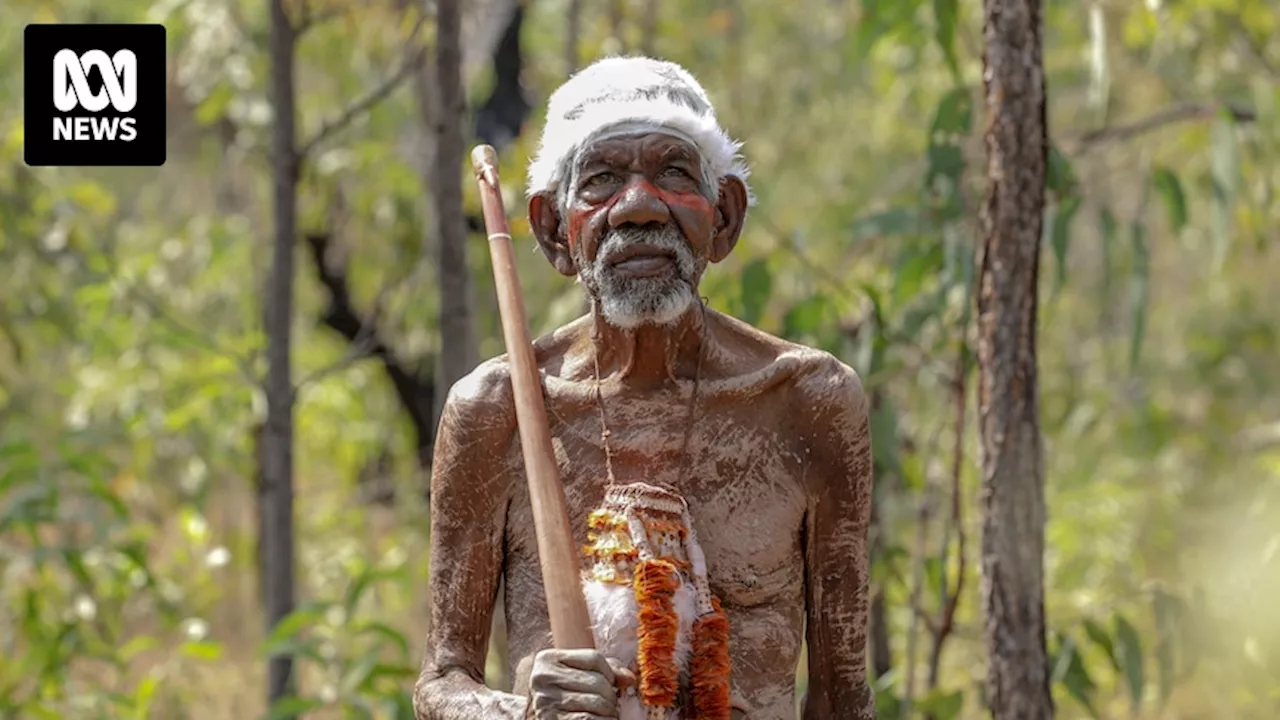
[567, 176, 715, 254]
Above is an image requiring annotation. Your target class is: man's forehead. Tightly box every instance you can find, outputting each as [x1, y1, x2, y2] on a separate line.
[577, 132, 702, 167]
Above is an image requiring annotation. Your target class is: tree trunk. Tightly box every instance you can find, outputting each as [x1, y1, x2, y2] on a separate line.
[609, 0, 625, 49]
[566, 0, 581, 76]
[415, 0, 477, 431]
[640, 0, 659, 56]
[976, 0, 1054, 717]
[264, 0, 299, 711]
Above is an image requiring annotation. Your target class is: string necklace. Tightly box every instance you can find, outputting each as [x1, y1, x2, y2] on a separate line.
[592, 299, 708, 488]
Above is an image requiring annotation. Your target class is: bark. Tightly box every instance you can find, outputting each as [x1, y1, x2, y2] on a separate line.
[305, 234, 436, 467]
[609, 0, 625, 49]
[264, 0, 299, 709]
[413, 0, 478, 432]
[566, 0, 581, 75]
[640, 0, 659, 56]
[976, 0, 1054, 717]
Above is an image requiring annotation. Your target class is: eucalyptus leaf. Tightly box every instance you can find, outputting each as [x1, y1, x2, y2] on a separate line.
[1210, 115, 1239, 271]
[1152, 167, 1188, 233]
[932, 0, 960, 80]
[1048, 195, 1081, 293]
[1052, 632, 1099, 717]
[1113, 613, 1146, 710]
[1129, 221, 1150, 370]
[739, 258, 773, 326]
[1082, 618, 1119, 672]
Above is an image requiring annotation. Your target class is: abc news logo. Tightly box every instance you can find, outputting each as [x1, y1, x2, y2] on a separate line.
[53, 49, 140, 142]
[24, 24, 166, 167]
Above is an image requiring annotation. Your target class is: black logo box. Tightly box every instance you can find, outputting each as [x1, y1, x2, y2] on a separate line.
[24, 24, 167, 167]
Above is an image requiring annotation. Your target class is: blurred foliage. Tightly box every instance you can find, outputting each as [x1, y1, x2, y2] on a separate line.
[1, 0, 1279, 718]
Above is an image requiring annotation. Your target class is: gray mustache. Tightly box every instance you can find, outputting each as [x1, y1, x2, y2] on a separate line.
[596, 226, 696, 277]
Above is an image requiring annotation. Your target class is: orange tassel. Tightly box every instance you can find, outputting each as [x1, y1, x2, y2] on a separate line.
[691, 597, 732, 719]
[634, 558, 681, 708]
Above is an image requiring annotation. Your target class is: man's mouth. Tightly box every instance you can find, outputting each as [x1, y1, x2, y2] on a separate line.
[605, 243, 678, 278]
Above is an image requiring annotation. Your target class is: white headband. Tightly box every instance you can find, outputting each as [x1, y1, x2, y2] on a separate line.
[526, 56, 754, 207]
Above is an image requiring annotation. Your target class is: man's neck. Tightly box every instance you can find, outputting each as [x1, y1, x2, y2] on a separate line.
[588, 302, 706, 387]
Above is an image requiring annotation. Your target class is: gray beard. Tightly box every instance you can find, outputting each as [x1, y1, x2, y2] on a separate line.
[578, 225, 698, 330]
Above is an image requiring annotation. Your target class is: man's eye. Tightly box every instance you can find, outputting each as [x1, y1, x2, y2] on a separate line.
[661, 167, 693, 180]
[584, 173, 618, 187]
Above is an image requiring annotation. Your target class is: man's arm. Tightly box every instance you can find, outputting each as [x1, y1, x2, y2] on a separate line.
[413, 361, 527, 719]
[796, 354, 876, 720]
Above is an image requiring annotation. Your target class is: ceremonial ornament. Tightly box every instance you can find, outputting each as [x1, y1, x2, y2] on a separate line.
[581, 483, 731, 720]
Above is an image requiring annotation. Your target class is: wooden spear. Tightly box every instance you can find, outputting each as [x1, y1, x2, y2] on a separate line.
[469, 144, 596, 650]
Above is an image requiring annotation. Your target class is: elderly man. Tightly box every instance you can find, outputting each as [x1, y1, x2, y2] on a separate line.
[413, 56, 874, 720]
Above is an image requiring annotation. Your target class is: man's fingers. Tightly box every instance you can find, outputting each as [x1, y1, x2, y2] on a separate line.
[555, 649, 616, 683]
[606, 658, 637, 690]
[543, 668, 618, 702]
[555, 691, 619, 718]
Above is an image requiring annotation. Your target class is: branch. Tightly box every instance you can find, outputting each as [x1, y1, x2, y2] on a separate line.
[301, 233, 436, 460]
[293, 3, 349, 36]
[1066, 102, 1256, 154]
[295, 13, 429, 159]
[926, 337, 970, 695]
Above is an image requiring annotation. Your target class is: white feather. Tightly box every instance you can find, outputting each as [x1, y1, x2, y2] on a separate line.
[582, 576, 700, 720]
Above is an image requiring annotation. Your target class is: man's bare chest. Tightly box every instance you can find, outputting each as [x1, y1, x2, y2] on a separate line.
[502, 390, 810, 608]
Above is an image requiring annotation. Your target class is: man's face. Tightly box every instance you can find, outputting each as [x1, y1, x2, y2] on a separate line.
[560, 133, 719, 329]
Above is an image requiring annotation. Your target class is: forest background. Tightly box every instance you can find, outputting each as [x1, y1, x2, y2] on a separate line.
[1, 0, 1278, 718]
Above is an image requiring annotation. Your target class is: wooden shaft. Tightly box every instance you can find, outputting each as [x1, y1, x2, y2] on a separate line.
[470, 145, 596, 650]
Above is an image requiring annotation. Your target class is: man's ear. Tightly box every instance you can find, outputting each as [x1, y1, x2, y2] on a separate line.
[709, 176, 748, 264]
[529, 192, 576, 277]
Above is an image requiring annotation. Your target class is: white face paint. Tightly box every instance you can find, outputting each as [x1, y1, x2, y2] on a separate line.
[577, 223, 699, 330]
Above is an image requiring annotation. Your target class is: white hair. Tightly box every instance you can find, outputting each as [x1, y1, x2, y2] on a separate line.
[526, 56, 754, 208]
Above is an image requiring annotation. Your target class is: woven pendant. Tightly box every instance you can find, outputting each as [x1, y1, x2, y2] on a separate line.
[580, 482, 731, 720]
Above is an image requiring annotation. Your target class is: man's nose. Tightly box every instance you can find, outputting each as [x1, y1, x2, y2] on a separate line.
[607, 178, 671, 228]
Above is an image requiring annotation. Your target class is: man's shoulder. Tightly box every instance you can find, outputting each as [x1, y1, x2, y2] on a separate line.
[715, 310, 865, 407]
[442, 317, 589, 423]
[441, 355, 517, 431]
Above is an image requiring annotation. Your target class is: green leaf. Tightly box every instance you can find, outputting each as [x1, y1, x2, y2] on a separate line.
[1046, 144, 1078, 196]
[738, 258, 772, 326]
[344, 564, 380, 616]
[133, 673, 159, 720]
[119, 635, 159, 664]
[923, 556, 946, 604]
[265, 696, 327, 719]
[874, 688, 903, 720]
[917, 689, 964, 720]
[1098, 209, 1117, 310]
[1082, 618, 1119, 672]
[1151, 589, 1180, 705]
[1048, 195, 1081, 292]
[931, 86, 974, 136]
[783, 297, 829, 337]
[181, 640, 224, 661]
[1210, 114, 1239, 271]
[1152, 167, 1188, 233]
[1113, 613, 1146, 710]
[341, 653, 382, 694]
[1052, 632, 1099, 717]
[869, 397, 902, 482]
[262, 601, 332, 653]
[1129, 221, 1150, 370]
[356, 621, 411, 659]
[893, 242, 945, 305]
[925, 88, 974, 208]
[194, 83, 236, 126]
[932, 0, 960, 80]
